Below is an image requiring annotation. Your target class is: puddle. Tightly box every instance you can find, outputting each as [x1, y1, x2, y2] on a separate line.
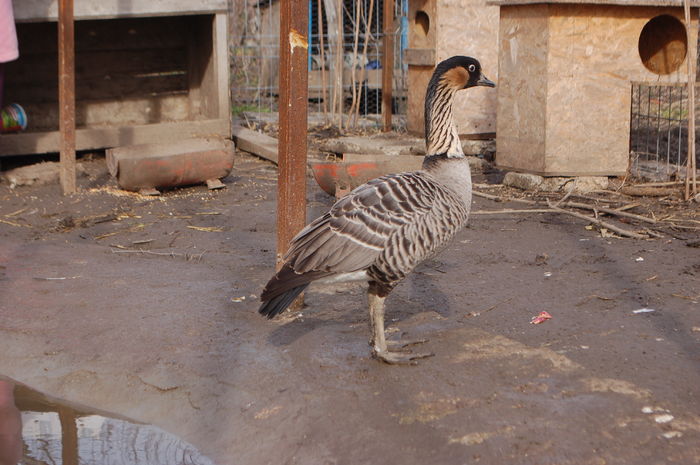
[2, 379, 215, 465]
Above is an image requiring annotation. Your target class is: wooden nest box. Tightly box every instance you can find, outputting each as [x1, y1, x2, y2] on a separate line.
[1, 1, 230, 157]
[491, 0, 698, 176]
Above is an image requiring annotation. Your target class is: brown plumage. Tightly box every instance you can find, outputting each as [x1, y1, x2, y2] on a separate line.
[259, 56, 495, 363]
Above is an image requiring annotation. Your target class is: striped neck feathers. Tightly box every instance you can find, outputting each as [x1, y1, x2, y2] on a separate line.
[424, 79, 463, 158]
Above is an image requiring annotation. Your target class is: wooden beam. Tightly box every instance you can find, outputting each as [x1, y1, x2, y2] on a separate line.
[232, 126, 279, 164]
[277, 0, 309, 265]
[58, 0, 76, 194]
[382, 0, 394, 132]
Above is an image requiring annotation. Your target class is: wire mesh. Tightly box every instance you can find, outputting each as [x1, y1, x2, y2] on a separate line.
[630, 82, 697, 180]
[229, 0, 408, 127]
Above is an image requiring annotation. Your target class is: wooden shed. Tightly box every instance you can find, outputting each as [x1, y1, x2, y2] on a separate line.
[492, 0, 698, 176]
[1, 0, 231, 156]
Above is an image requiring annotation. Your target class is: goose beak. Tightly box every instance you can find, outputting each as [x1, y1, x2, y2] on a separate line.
[477, 74, 496, 88]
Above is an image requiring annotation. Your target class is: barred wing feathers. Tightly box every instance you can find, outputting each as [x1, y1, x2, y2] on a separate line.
[259, 171, 469, 316]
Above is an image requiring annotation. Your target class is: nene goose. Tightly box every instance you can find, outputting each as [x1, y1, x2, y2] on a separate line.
[259, 56, 495, 364]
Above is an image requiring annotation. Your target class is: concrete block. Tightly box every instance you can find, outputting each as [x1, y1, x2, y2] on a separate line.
[540, 176, 609, 193]
[317, 134, 425, 157]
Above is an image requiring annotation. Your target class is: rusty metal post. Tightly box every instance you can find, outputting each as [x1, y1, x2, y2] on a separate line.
[58, 407, 79, 465]
[58, 0, 76, 194]
[382, 0, 394, 132]
[277, 0, 309, 266]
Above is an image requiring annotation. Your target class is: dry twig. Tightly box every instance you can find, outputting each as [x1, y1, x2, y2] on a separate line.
[546, 202, 648, 239]
[473, 190, 656, 224]
[0, 218, 23, 227]
[110, 248, 206, 262]
[471, 209, 552, 215]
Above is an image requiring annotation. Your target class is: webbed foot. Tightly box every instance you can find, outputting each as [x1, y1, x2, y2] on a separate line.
[367, 285, 434, 365]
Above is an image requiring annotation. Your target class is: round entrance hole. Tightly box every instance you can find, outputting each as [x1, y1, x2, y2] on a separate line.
[638, 15, 687, 75]
[414, 10, 430, 37]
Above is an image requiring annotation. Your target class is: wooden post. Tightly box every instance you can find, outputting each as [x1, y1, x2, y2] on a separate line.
[58, 0, 76, 194]
[382, 0, 394, 132]
[323, 0, 343, 127]
[277, 0, 309, 266]
[684, 1, 697, 199]
[317, 0, 328, 117]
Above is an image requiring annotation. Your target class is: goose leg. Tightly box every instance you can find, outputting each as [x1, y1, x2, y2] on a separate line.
[368, 287, 434, 364]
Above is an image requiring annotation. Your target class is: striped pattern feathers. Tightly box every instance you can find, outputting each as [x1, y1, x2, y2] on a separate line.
[261, 171, 470, 306]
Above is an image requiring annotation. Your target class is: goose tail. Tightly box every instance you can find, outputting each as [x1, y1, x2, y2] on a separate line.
[258, 284, 309, 319]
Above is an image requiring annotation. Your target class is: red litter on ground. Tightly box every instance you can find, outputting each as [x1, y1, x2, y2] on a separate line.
[530, 311, 553, 324]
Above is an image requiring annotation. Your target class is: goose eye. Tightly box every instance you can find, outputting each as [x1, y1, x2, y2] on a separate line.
[468, 64, 476, 72]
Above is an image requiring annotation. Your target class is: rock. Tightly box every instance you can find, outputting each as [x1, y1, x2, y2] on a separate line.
[317, 134, 425, 156]
[540, 176, 609, 193]
[503, 172, 544, 190]
[1, 161, 86, 188]
[467, 156, 491, 173]
[462, 139, 496, 157]
[503, 172, 609, 193]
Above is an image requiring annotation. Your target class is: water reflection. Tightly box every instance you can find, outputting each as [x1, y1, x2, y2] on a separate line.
[7, 381, 214, 465]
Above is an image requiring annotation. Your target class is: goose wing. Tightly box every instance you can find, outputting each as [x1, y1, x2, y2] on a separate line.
[285, 172, 440, 275]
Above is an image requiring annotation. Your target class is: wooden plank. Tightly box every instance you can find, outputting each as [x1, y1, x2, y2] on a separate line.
[382, 0, 394, 131]
[277, 0, 309, 264]
[0, 119, 230, 156]
[187, 13, 230, 121]
[14, 0, 228, 22]
[214, 13, 230, 121]
[58, 0, 76, 194]
[404, 48, 436, 66]
[188, 16, 214, 119]
[323, 0, 343, 125]
[231, 126, 279, 164]
[342, 152, 424, 171]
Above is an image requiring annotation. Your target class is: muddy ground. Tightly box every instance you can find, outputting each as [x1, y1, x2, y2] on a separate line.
[1, 151, 699, 464]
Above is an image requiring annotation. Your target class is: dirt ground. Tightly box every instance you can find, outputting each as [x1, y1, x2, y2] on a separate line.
[1, 151, 699, 465]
